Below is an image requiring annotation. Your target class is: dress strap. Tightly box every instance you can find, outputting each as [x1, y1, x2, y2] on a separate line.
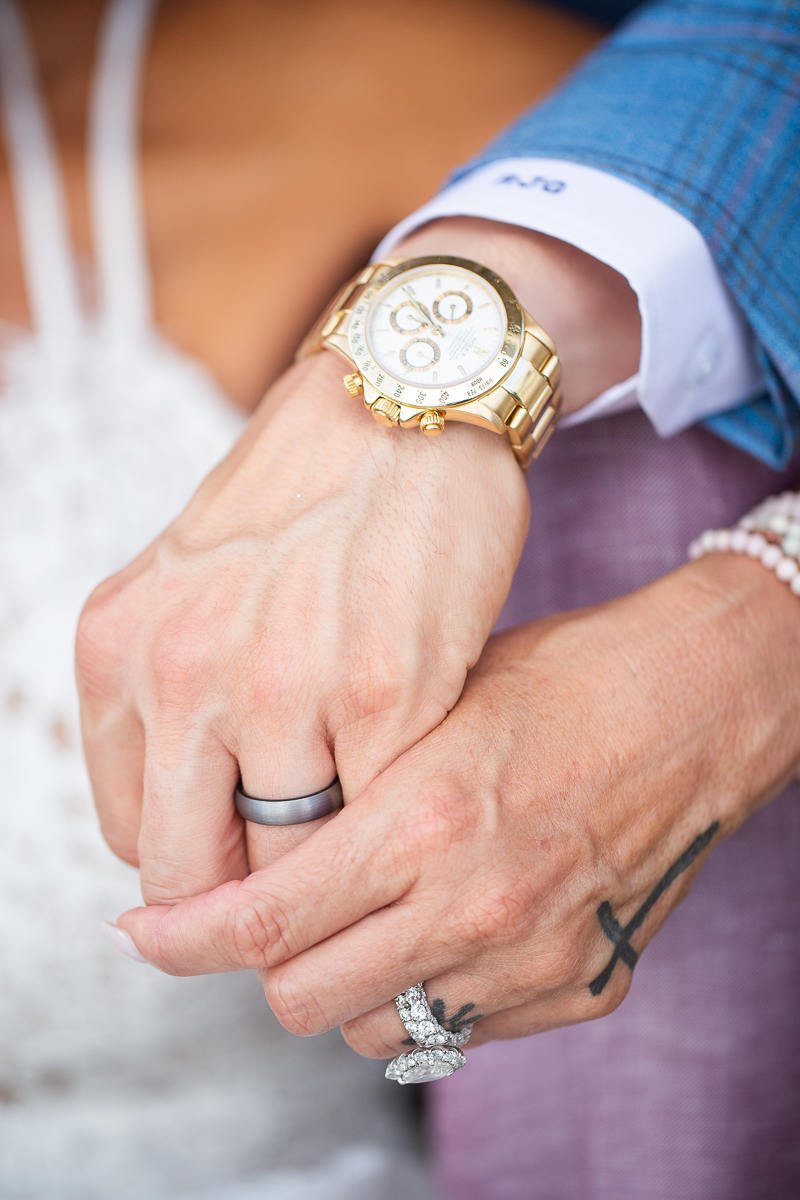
[89, 0, 158, 335]
[0, 0, 83, 343]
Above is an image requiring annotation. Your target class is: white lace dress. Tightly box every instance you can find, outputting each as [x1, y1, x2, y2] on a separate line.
[0, 2, 429, 1196]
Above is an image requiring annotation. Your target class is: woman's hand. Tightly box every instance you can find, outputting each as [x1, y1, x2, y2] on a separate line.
[76, 348, 529, 902]
[110, 552, 800, 1050]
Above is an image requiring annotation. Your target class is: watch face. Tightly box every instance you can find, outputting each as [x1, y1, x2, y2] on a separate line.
[365, 264, 507, 391]
[347, 256, 524, 416]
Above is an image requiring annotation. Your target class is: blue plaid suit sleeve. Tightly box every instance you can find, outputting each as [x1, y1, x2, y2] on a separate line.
[455, 0, 800, 469]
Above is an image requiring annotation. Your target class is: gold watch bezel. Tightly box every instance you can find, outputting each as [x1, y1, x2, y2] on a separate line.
[347, 256, 524, 413]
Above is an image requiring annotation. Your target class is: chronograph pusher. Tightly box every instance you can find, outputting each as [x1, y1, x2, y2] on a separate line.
[297, 255, 562, 469]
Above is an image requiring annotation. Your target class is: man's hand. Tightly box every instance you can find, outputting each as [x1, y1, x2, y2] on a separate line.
[77, 348, 529, 902]
[77, 213, 641, 900]
[108, 552, 800, 1048]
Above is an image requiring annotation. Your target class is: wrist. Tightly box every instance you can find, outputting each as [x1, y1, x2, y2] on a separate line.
[654, 552, 800, 812]
[254, 347, 529, 508]
[480, 549, 800, 839]
[392, 217, 641, 415]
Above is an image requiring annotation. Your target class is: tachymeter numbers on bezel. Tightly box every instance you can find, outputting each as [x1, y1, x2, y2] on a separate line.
[363, 267, 508, 395]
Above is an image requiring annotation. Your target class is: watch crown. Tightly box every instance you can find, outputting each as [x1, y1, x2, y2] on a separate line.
[371, 397, 401, 426]
[342, 372, 363, 398]
[419, 409, 445, 437]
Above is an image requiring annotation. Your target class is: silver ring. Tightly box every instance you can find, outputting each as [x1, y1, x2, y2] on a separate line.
[385, 982, 472, 1084]
[234, 778, 343, 826]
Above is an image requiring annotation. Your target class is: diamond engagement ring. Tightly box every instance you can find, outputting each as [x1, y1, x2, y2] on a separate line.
[385, 983, 473, 1085]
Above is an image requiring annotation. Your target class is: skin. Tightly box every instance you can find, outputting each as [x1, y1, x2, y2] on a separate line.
[112, 552, 800, 1055]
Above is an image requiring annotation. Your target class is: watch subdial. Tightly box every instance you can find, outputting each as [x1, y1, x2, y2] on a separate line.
[433, 290, 473, 325]
[390, 301, 426, 335]
[399, 337, 441, 372]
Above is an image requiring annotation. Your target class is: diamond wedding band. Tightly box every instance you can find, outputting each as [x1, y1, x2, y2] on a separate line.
[385, 982, 473, 1085]
[234, 778, 343, 826]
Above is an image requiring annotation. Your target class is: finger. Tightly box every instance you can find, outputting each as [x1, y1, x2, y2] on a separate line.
[77, 583, 147, 866]
[336, 846, 711, 1058]
[238, 730, 338, 870]
[259, 890, 484, 1036]
[80, 701, 145, 866]
[116, 793, 416, 972]
[341, 958, 632, 1060]
[254, 856, 637, 1041]
[136, 628, 341, 903]
[341, 963, 507, 1059]
[246, 814, 335, 870]
[138, 722, 247, 904]
[464, 981, 630, 1045]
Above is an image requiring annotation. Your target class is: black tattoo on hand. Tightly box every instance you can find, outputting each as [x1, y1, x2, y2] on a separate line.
[588, 821, 719, 997]
[430, 998, 484, 1033]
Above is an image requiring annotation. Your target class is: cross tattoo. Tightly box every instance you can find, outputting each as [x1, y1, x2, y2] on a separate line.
[588, 821, 720, 997]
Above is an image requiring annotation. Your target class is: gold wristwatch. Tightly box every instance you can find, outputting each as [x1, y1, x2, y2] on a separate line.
[297, 255, 562, 469]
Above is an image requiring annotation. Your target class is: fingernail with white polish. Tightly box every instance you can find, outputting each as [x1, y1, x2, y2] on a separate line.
[101, 920, 148, 964]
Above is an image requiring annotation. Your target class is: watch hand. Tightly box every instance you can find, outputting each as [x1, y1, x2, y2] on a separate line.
[402, 288, 444, 336]
[401, 289, 429, 328]
[418, 302, 444, 335]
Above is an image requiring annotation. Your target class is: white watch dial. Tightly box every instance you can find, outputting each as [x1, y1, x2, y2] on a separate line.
[366, 266, 507, 392]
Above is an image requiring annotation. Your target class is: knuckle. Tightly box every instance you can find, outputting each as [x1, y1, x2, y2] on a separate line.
[340, 1016, 399, 1060]
[591, 986, 625, 1019]
[233, 644, 304, 730]
[333, 649, 406, 726]
[264, 968, 331, 1037]
[75, 585, 125, 691]
[400, 781, 474, 860]
[570, 972, 629, 1022]
[455, 878, 537, 949]
[523, 930, 593, 996]
[224, 887, 293, 970]
[139, 873, 205, 907]
[542, 942, 586, 993]
[150, 619, 213, 700]
[97, 818, 140, 868]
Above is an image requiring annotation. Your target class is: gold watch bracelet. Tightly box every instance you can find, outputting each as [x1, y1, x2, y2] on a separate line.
[296, 260, 562, 470]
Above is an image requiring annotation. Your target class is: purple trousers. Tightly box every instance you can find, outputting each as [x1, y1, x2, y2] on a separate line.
[432, 412, 800, 1200]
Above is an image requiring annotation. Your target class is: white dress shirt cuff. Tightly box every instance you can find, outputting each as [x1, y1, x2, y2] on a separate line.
[373, 157, 764, 437]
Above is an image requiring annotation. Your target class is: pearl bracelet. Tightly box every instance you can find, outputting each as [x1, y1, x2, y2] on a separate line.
[689, 491, 800, 596]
